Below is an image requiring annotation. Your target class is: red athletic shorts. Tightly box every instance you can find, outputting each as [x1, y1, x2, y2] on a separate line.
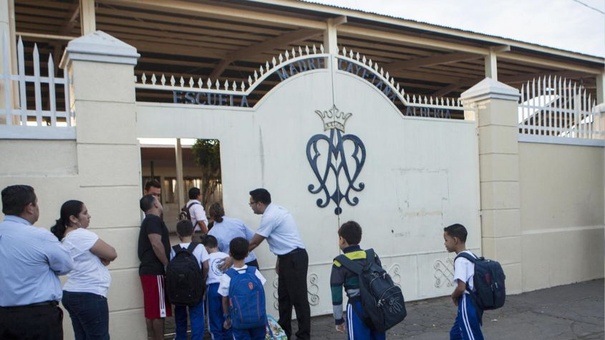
[140, 275, 172, 319]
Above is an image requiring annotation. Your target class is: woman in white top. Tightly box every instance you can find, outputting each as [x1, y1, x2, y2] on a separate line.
[50, 200, 117, 340]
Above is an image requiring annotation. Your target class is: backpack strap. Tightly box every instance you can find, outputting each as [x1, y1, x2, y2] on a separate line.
[335, 248, 377, 274]
[366, 248, 376, 265]
[186, 201, 200, 210]
[226, 266, 255, 277]
[335, 249, 374, 322]
[335, 252, 362, 274]
[454, 251, 478, 263]
[453, 251, 479, 295]
[182, 202, 200, 220]
[173, 242, 199, 254]
[186, 242, 199, 253]
[225, 267, 237, 279]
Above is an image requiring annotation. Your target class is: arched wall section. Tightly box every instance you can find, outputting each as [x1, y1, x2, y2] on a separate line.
[137, 66, 480, 313]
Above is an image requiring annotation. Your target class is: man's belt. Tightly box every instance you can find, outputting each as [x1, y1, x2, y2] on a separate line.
[0, 300, 58, 309]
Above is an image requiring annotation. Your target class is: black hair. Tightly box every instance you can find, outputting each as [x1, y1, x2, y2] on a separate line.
[249, 188, 271, 205]
[176, 219, 194, 237]
[208, 202, 225, 223]
[229, 237, 249, 261]
[144, 179, 161, 192]
[338, 220, 362, 245]
[203, 234, 218, 248]
[188, 187, 201, 199]
[50, 200, 84, 241]
[444, 223, 468, 243]
[1, 185, 36, 216]
[139, 194, 156, 212]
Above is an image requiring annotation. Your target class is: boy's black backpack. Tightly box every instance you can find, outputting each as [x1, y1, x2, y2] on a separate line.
[455, 252, 506, 310]
[166, 242, 205, 306]
[179, 201, 200, 221]
[336, 248, 407, 332]
[225, 266, 267, 330]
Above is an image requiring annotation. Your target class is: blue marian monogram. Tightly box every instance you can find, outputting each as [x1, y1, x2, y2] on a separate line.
[306, 105, 366, 215]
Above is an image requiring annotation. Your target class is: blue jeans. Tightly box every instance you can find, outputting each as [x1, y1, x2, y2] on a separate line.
[174, 299, 205, 340]
[62, 291, 109, 340]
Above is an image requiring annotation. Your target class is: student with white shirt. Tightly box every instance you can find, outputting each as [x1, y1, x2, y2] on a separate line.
[186, 187, 209, 238]
[202, 235, 232, 340]
[218, 237, 267, 340]
[443, 223, 484, 340]
[170, 220, 209, 340]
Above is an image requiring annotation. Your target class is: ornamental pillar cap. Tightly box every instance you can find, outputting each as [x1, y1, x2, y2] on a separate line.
[461, 77, 520, 103]
[60, 31, 139, 69]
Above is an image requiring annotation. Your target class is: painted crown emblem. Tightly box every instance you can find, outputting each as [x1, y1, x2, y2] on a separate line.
[315, 105, 352, 132]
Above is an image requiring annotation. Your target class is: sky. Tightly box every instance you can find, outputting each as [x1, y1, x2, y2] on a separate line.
[306, 0, 605, 58]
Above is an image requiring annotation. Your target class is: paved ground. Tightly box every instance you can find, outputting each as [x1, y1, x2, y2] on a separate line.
[312, 279, 604, 340]
[166, 279, 603, 339]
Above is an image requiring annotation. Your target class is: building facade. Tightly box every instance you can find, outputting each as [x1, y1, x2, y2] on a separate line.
[1, 1, 603, 338]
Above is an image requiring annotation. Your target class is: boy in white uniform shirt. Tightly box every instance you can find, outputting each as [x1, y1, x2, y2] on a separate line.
[218, 237, 267, 340]
[170, 220, 209, 340]
[443, 223, 484, 340]
[202, 235, 232, 340]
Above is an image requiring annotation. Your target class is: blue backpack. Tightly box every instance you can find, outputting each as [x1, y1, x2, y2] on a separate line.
[455, 252, 506, 310]
[226, 266, 267, 329]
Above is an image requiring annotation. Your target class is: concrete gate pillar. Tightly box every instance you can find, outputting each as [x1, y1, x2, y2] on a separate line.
[60, 31, 145, 338]
[461, 78, 522, 294]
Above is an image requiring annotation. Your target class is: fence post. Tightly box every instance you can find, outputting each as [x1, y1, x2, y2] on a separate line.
[596, 103, 605, 140]
[0, 0, 14, 125]
[59, 31, 144, 339]
[461, 77, 522, 294]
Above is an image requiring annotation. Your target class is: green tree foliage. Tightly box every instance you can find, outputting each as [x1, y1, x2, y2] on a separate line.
[191, 139, 221, 206]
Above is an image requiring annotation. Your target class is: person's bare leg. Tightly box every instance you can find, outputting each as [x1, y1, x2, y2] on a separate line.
[149, 318, 164, 340]
[145, 319, 153, 339]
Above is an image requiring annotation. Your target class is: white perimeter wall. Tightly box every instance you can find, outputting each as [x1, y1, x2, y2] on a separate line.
[0, 139, 144, 339]
[1, 31, 602, 339]
[2, 66, 603, 339]
[519, 142, 604, 290]
[137, 69, 480, 315]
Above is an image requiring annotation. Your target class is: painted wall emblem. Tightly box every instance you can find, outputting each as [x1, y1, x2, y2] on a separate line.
[306, 105, 366, 215]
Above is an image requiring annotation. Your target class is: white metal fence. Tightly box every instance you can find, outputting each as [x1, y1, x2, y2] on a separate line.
[0, 34, 73, 139]
[2, 33, 602, 144]
[135, 45, 465, 118]
[518, 76, 603, 141]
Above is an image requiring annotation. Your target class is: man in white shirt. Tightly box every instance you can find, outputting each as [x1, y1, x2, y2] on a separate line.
[186, 187, 208, 234]
[248, 188, 310, 340]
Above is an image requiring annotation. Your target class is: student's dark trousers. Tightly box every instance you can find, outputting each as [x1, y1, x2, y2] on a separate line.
[277, 248, 311, 340]
[0, 301, 63, 339]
